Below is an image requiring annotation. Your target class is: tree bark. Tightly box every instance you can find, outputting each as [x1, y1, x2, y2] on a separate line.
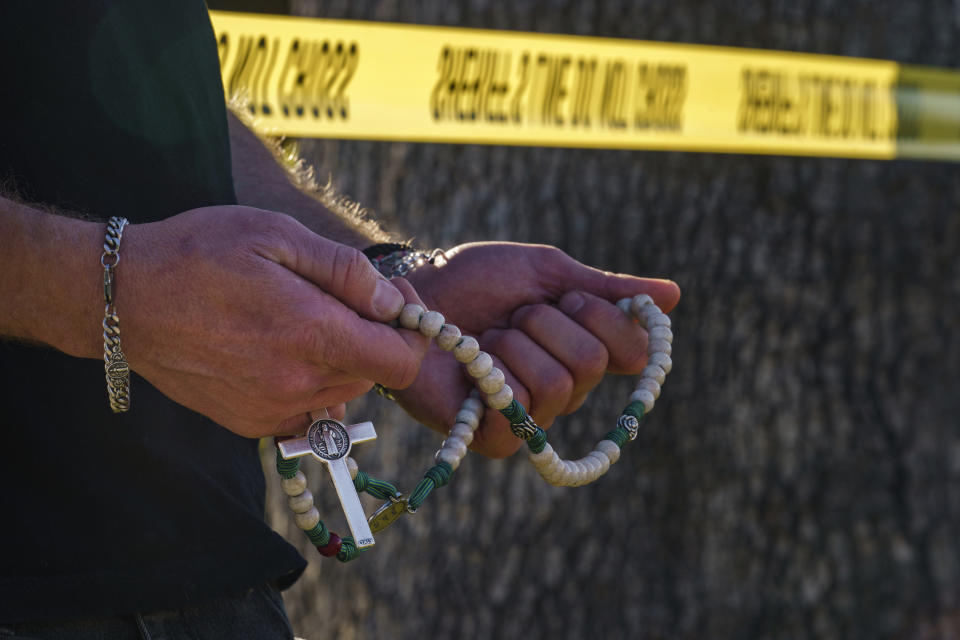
[262, 2, 960, 638]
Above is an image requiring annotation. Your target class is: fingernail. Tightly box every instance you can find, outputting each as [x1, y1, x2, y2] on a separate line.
[560, 291, 585, 315]
[373, 278, 404, 318]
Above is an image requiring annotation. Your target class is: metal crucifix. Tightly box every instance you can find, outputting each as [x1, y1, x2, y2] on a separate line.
[277, 418, 377, 549]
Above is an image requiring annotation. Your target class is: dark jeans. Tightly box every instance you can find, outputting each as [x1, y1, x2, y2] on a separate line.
[0, 583, 295, 640]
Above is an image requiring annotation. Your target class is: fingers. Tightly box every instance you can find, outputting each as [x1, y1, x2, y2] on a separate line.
[556, 290, 651, 375]
[535, 246, 681, 313]
[480, 327, 572, 424]
[295, 277, 430, 391]
[505, 303, 611, 411]
[280, 228, 407, 322]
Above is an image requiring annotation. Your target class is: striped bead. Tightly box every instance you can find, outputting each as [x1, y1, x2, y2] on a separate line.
[436, 324, 462, 350]
[465, 352, 494, 379]
[418, 311, 445, 338]
[453, 336, 480, 363]
[399, 303, 424, 330]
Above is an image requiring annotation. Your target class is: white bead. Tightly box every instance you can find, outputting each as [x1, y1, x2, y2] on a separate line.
[545, 461, 571, 486]
[441, 436, 469, 461]
[646, 312, 671, 329]
[287, 489, 314, 514]
[465, 352, 493, 379]
[399, 303, 424, 330]
[449, 422, 474, 445]
[436, 324, 462, 351]
[281, 471, 307, 496]
[596, 439, 621, 464]
[630, 294, 654, 317]
[346, 457, 359, 479]
[587, 450, 611, 476]
[527, 443, 556, 468]
[294, 506, 320, 530]
[418, 310, 445, 338]
[649, 352, 672, 375]
[454, 409, 480, 430]
[485, 385, 514, 410]
[460, 396, 484, 416]
[649, 325, 673, 344]
[616, 298, 633, 316]
[641, 364, 667, 385]
[453, 336, 480, 363]
[648, 338, 672, 356]
[630, 388, 656, 413]
[478, 368, 506, 394]
[435, 447, 462, 471]
[635, 377, 662, 400]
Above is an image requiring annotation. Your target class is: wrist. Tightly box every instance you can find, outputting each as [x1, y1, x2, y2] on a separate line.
[0, 201, 104, 359]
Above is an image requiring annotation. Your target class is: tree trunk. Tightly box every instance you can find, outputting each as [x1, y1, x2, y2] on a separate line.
[263, 2, 960, 638]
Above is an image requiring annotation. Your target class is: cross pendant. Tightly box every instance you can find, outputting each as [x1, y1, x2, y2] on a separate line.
[277, 418, 377, 549]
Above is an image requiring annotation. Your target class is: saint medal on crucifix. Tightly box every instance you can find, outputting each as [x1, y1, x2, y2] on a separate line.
[277, 418, 378, 548]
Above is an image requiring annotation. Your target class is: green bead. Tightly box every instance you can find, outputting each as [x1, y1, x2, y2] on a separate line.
[305, 521, 330, 547]
[275, 450, 300, 479]
[424, 462, 453, 488]
[622, 401, 645, 422]
[363, 476, 399, 501]
[353, 470, 370, 492]
[603, 426, 631, 448]
[527, 427, 547, 454]
[336, 536, 361, 562]
[499, 399, 527, 425]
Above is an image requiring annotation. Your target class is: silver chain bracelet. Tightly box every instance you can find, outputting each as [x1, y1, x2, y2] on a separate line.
[102, 216, 131, 413]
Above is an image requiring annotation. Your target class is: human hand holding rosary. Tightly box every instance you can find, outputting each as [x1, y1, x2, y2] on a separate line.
[275, 244, 678, 562]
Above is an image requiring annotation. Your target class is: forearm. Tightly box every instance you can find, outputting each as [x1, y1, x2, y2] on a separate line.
[227, 111, 389, 249]
[0, 196, 102, 359]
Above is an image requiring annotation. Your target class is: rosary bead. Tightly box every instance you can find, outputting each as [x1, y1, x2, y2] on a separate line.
[528, 442, 556, 468]
[442, 436, 469, 460]
[399, 303, 424, 330]
[294, 506, 321, 530]
[649, 325, 673, 344]
[347, 457, 359, 479]
[630, 294, 654, 317]
[587, 450, 611, 475]
[281, 471, 308, 496]
[435, 446, 463, 471]
[477, 368, 506, 394]
[616, 297, 633, 316]
[450, 422, 475, 445]
[485, 385, 514, 410]
[436, 324, 462, 351]
[453, 336, 480, 363]
[630, 388, 656, 413]
[635, 377, 662, 400]
[287, 489, 315, 514]
[649, 352, 672, 375]
[646, 312, 671, 329]
[461, 396, 484, 416]
[317, 532, 342, 558]
[648, 338, 672, 357]
[641, 364, 667, 385]
[454, 409, 480, 430]
[465, 352, 494, 379]
[596, 439, 621, 464]
[418, 310, 445, 338]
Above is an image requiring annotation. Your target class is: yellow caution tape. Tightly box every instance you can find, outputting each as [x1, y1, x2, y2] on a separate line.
[210, 11, 960, 161]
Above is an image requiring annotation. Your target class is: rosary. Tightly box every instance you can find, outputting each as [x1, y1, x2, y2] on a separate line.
[275, 249, 674, 562]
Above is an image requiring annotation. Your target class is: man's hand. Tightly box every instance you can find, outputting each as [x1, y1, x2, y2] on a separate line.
[397, 242, 680, 458]
[120, 206, 428, 438]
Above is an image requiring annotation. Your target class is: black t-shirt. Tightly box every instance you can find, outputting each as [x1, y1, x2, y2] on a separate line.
[0, 1, 305, 623]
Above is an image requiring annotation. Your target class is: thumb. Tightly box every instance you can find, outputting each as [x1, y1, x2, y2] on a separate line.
[288, 234, 405, 322]
[540, 249, 681, 313]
